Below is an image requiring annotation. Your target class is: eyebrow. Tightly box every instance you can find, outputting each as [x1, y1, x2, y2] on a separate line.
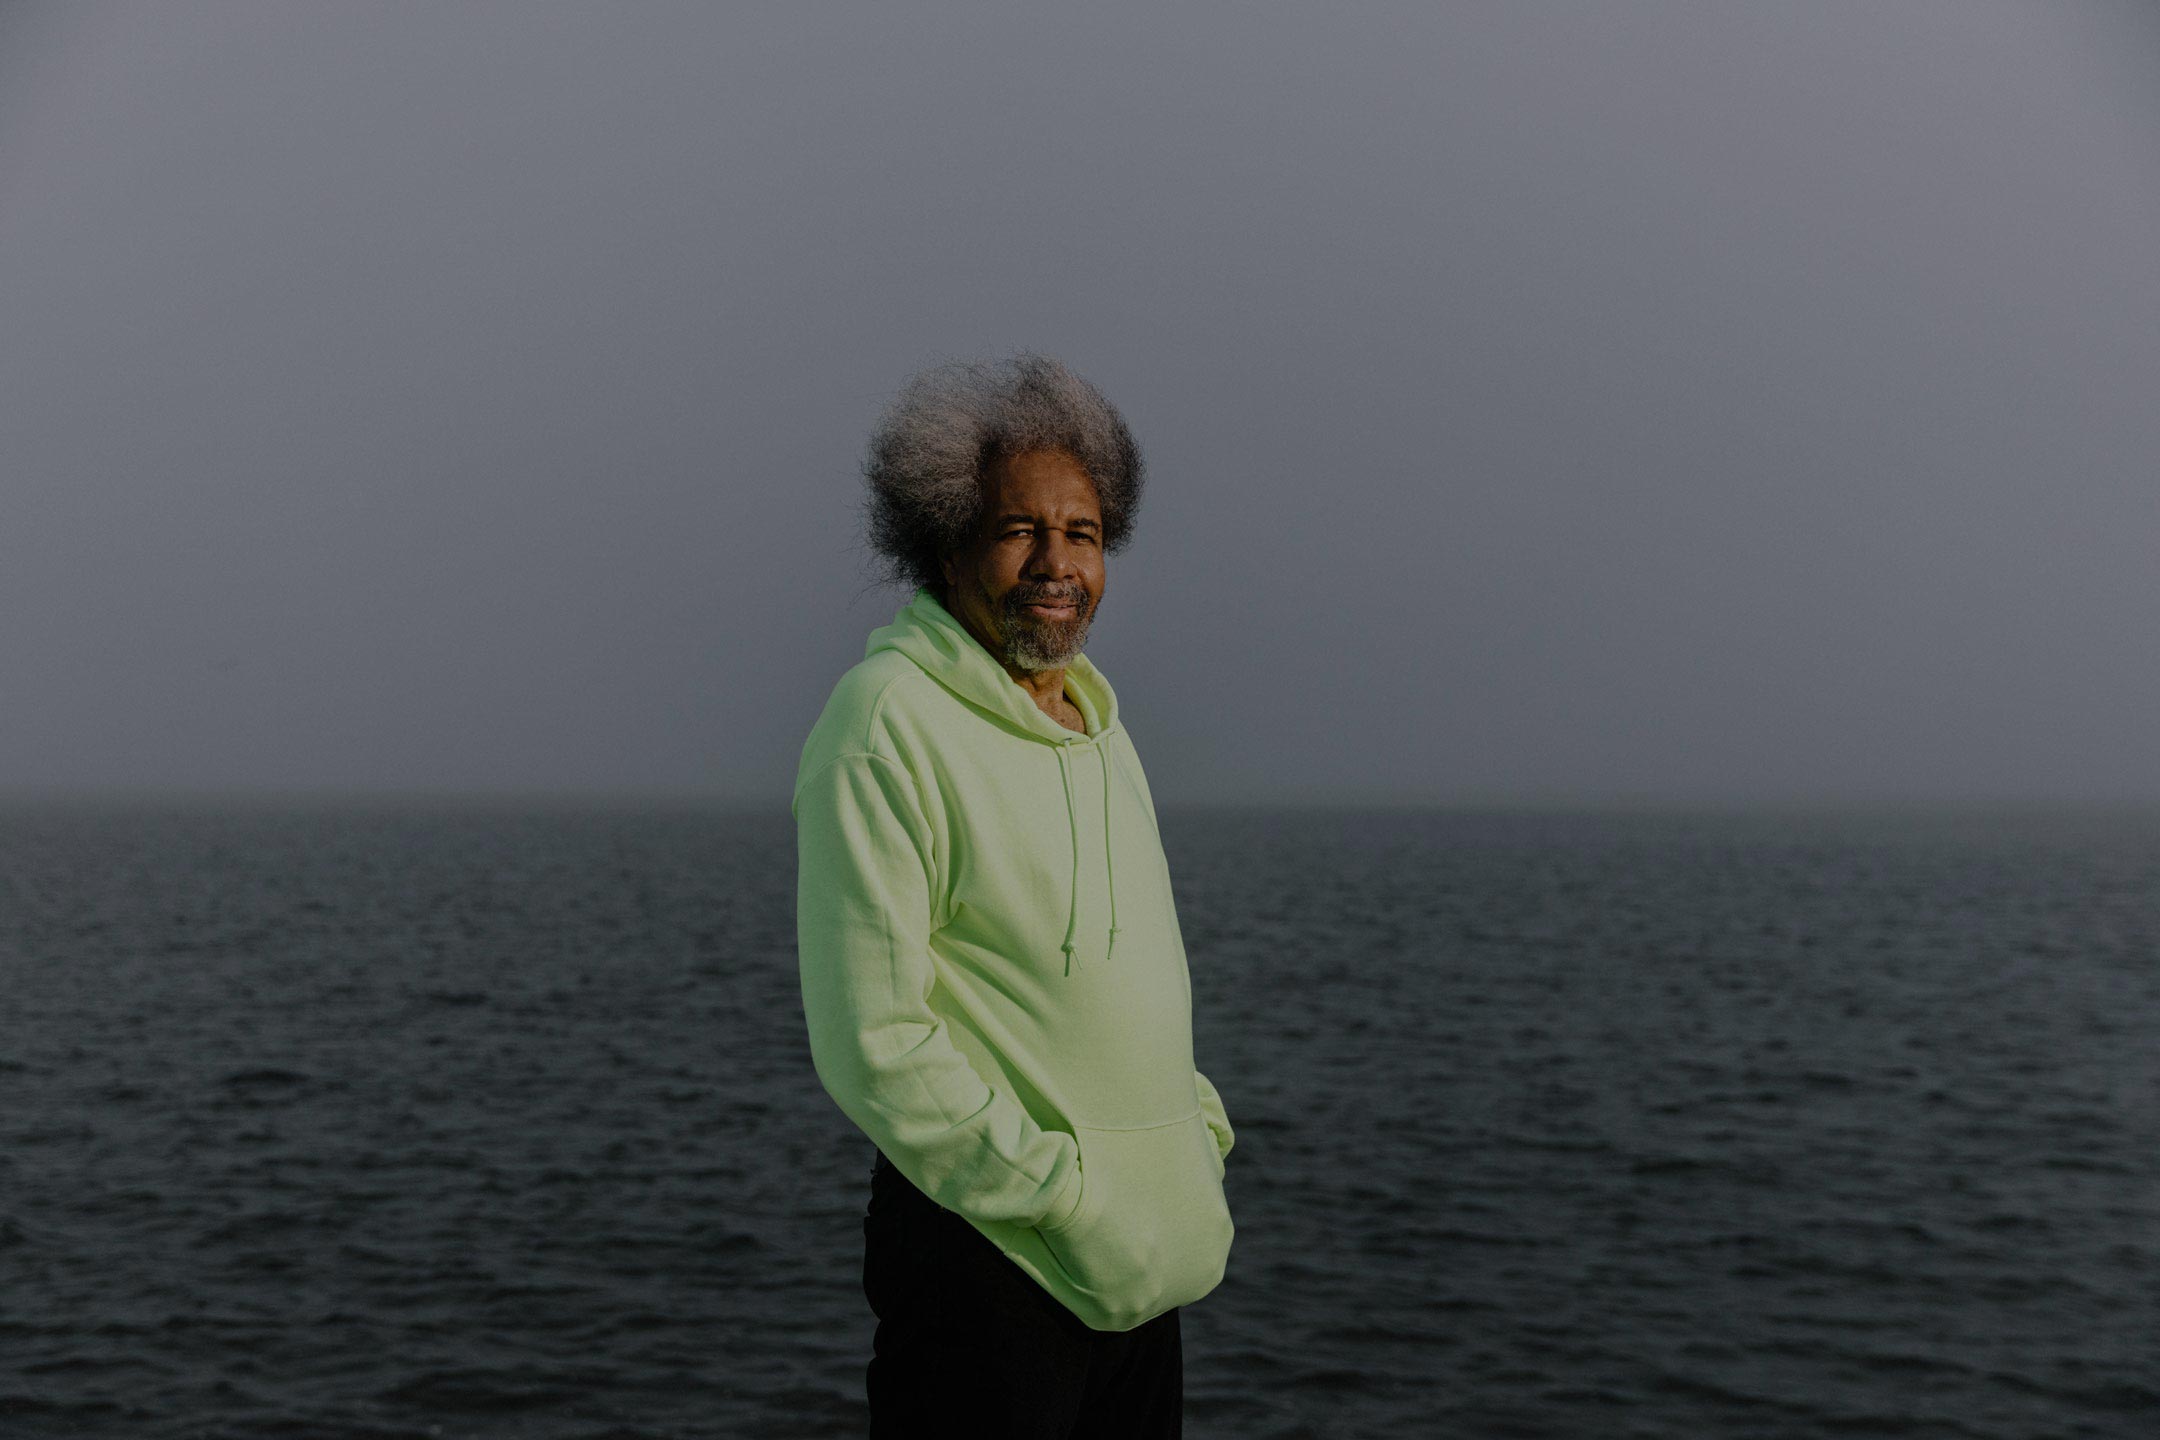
[996, 513, 1100, 531]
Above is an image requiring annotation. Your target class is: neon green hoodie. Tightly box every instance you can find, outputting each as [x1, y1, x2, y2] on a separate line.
[793, 585, 1235, 1332]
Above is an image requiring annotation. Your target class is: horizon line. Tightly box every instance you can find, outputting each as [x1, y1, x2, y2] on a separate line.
[2, 786, 2156, 819]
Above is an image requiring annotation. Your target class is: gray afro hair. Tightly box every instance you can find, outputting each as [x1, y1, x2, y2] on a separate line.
[862, 352, 1144, 596]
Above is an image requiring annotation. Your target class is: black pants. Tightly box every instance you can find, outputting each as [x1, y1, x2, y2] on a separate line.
[863, 1149, 1183, 1438]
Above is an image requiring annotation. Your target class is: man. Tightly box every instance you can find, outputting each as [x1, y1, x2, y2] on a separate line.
[793, 353, 1236, 1437]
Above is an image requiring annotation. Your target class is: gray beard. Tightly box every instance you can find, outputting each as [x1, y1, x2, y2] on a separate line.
[994, 589, 1095, 673]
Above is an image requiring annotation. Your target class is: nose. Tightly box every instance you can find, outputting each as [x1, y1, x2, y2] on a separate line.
[1027, 531, 1083, 584]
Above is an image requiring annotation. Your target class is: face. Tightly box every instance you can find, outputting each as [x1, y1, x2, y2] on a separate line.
[938, 447, 1107, 675]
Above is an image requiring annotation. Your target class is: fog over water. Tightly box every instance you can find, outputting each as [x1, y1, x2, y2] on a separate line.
[3, 1, 2156, 806]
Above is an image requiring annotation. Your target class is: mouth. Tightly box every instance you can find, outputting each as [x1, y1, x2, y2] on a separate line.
[1017, 595, 1083, 620]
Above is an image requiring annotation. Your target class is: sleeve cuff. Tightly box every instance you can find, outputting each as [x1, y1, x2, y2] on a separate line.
[1041, 1162, 1086, 1232]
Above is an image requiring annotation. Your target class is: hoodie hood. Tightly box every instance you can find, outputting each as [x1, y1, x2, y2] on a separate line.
[867, 586, 1123, 973]
[865, 585, 1120, 743]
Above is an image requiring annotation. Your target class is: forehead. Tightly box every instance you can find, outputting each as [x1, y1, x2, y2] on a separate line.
[982, 448, 1101, 519]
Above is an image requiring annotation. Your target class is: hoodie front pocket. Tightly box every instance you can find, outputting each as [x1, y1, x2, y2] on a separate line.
[1036, 1108, 1234, 1328]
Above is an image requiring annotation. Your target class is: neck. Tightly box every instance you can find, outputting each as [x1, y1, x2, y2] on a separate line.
[1006, 663, 1068, 706]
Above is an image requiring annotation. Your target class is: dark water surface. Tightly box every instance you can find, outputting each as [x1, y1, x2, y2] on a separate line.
[2, 804, 2155, 1438]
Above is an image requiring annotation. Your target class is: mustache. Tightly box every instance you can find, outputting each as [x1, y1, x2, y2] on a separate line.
[1005, 586, 1089, 611]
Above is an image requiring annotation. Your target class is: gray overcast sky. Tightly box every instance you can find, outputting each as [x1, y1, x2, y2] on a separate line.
[3, 1, 2156, 807]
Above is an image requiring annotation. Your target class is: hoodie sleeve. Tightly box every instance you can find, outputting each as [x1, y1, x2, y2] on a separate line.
[1195, 1066, 1235, 1162]
[795, 750, 1085, 1230]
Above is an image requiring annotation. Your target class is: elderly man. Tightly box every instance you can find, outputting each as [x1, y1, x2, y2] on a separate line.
[793, 354, 1236, 1437]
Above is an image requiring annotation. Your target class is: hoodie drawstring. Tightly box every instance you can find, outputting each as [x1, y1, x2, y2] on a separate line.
[1099, 744, 1119, 962]
[1055, 745, 1081, 977]
[1053, 739, 1121, 977]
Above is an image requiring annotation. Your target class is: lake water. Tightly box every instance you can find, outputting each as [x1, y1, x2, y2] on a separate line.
[2, 804, 2154, 1438]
